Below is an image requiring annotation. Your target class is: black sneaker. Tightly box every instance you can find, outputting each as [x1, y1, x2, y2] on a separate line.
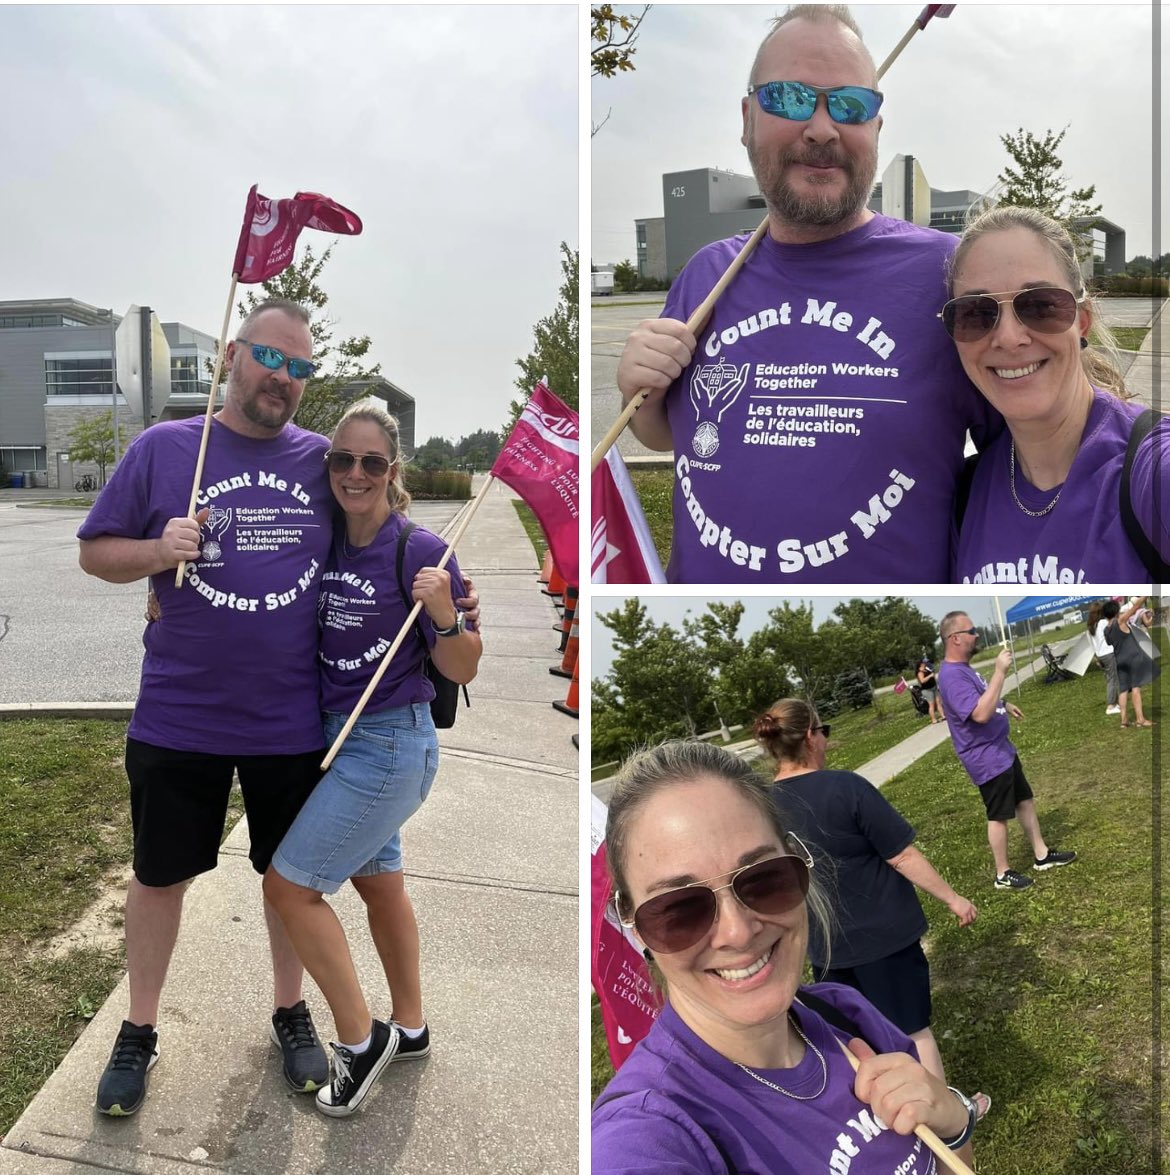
[270, 1000, 328, 1092]
[1034, 849, 1077, 871]
[994, 869, 1034, 890]
[389, 1021, 430, 1061]
[96, 1021, 159, 1116]
[316, 1019, 399, 1118]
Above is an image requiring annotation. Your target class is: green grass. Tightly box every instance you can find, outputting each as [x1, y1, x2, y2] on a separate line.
[511, 500, 547, 568]
[0, 718, 245, 1137]
[628, 468, 674, 568]
[1109, 326, 1150, 352]
[591, 649, 1166, 1171]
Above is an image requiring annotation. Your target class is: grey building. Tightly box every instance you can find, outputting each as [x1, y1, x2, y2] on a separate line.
[641, 156, 1126, 283]
[0, 298, 416, 487]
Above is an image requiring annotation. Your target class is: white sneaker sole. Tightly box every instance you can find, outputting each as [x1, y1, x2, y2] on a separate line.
[315, 1031, 400, 1118]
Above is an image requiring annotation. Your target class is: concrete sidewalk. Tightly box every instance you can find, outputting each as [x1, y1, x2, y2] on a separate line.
[1, 481, 579, 1174]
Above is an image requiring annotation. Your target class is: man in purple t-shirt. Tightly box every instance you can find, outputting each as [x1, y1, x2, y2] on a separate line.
[612, 5, 996, 583]
[936, 611, 1076, 891]
[78, 300, 333, 1115]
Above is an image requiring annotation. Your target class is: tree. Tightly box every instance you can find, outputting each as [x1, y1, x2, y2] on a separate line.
[994, 126, 1102, 255]
[454, 428, 500, 471]
[67, 412, 115, 486]
[591, 5, 651, 136]
[228, 242, 382, 436]
[613, 259, 638, 293]
[414, 436, 457, 471]
[829, 597, 940, 678]
[508, 242, 578, 433]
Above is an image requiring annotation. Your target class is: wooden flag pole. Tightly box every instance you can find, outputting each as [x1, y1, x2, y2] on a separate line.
[588, 13, 934, 475]
[832, 1037, 976, 1175]
[174, 275, 240, 588]
[320, 475, 496, 770]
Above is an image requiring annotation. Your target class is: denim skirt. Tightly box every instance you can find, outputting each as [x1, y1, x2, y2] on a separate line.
[271, 703, 439, 894]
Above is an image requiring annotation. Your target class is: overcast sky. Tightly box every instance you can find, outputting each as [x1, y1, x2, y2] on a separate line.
[589, 591, 1099, 680]
[0, 4, 578, 441]
[592, 2, 1159, 266]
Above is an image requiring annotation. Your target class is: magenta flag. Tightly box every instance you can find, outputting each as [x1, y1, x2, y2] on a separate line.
[893, 676, 908, 694]
[232, 185, 363, 283]
[490, 382, 579, 585]
[591, 796, 659, 1070]
[591, 447, 665, 585]
[916, 4, 956, 28]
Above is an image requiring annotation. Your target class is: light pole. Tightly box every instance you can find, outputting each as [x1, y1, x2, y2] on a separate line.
[108, 308, 121, 470]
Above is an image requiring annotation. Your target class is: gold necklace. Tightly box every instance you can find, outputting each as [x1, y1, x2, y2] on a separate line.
[1010, 441, 1062, 518]
[735, 1013, 827, 1100]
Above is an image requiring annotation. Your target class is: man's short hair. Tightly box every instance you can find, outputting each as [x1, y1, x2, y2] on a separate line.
[238, 299, 312, 343]
[749, 4, 874, 88]
[940, 611, 971, 642]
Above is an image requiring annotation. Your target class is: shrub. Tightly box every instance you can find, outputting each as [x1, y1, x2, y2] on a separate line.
[403, 466, 472, 500]
[1091, 274, 1169, 297]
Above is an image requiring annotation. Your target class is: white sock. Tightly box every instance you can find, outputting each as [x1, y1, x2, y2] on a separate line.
[396, 1022, 426, 1040]
[341, 1029, 373, 1054]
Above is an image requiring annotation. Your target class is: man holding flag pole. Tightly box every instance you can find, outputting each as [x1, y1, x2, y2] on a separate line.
[605, 3, 1000, 584]
[77, 187, 364, 1117]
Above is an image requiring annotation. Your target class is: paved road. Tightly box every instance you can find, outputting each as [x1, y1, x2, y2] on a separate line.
[0, 500, 462, 705]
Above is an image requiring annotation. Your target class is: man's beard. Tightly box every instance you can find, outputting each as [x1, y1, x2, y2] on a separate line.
[230, 374, 295, 430]
[748, 136, 877, 229]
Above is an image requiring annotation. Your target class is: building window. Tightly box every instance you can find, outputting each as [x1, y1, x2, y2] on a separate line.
[171, 351, 213, 397]
[45, 355, 115, 396]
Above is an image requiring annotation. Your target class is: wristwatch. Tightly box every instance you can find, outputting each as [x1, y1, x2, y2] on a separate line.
[433, 613, 466, 638]
[942, 1087, 978, 1150]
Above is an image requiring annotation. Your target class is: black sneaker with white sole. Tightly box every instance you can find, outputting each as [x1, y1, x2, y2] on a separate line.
[994, 869, 1034, 890]
[96, 1021, 159, 1116]
[271, 1000, 328, 1092]
[389, 1021, 430, 1061]
[316, 1019, 399, 1118]
[1034, 849, 1077, 871]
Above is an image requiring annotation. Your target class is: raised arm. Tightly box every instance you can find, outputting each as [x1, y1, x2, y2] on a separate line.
[969, 647, 1013, 724]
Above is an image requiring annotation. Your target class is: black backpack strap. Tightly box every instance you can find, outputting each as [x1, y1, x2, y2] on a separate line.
[1120, 408, 1170, 582]
[793, 987, 875, 1052]
[953, 452, 981, 531]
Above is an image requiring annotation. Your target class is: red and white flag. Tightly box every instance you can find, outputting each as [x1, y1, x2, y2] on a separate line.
[491, 383, 579, 585]
[591, 795, 659, 1070]
[893, 676, 909, 695]
[232, 185, 363, 284]
[916, 4, 956, 28]
[591, 448, 665, 584]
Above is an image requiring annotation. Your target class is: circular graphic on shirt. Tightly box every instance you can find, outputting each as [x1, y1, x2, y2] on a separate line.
[200, 540, 222, 563]
[692, 422, 720, 458]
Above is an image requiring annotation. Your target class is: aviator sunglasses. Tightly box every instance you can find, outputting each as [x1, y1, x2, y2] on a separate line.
[938, 287, 1083, 343]
[620, 838, 813, 954]
[236, 338, 319, 380]
[748, 80, 883, 125]
[325, 450, 392, 476]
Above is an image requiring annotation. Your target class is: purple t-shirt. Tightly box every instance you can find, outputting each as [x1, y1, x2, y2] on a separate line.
[592, 983, 938, 1175]
[76, 417, 332, 755]
[660, 214, 996, 583]
[317, 513, 468, 714]
[954, 389, 1169, 583]
[936, 660, 1015, 785]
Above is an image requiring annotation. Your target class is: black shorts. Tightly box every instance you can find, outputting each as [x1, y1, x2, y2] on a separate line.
[978, 755, 1034, 822]
[819, 939, 932, 1035]
[125, 738, 324, 887]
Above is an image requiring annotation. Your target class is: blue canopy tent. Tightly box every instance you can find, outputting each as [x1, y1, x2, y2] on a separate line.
[1005, 596, 1091, 625]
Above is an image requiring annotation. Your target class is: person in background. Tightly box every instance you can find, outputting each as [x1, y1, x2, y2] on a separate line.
[916, 658, 945, 724]
[1103, 597, 1159, 729]
[1087, 601, 1121, 716]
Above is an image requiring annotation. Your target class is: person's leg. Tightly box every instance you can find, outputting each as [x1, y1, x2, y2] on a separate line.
[351, 870, 424, 1029]
[986, 819, 1011, 876]
[125, 878, 190, 1027]
[1015, 799, 1048, 861]
[1131, 685, 1148, 725]
[909, 1027, 945, 1083]
[263, 894, 307, 1011]
[1118, 688, 1131, 725]
[263, 870, 372, 1044]
[1104, 657, 1120, 708]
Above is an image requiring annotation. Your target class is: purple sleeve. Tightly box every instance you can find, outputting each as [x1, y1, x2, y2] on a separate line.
[592, 1092, 725, 1174]
[1128, 417, 1170, 563]
[938, 665, 982, 723]
[75, 430, 153, 540]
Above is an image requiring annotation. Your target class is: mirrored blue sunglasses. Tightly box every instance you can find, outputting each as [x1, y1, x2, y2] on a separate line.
[748, 80, 883, 125]
[236, 338, 318, 380]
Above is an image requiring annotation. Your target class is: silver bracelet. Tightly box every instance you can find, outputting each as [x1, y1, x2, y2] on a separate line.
[942, 1087, 978, 1150]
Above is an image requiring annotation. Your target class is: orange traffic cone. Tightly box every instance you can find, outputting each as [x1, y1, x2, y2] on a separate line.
[556, 585, 578, 645]
[553, 657, 579, 718]
[543, 562, 566, 598]
[538, 549, 554, 585]
[551, 615, 578, 679]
